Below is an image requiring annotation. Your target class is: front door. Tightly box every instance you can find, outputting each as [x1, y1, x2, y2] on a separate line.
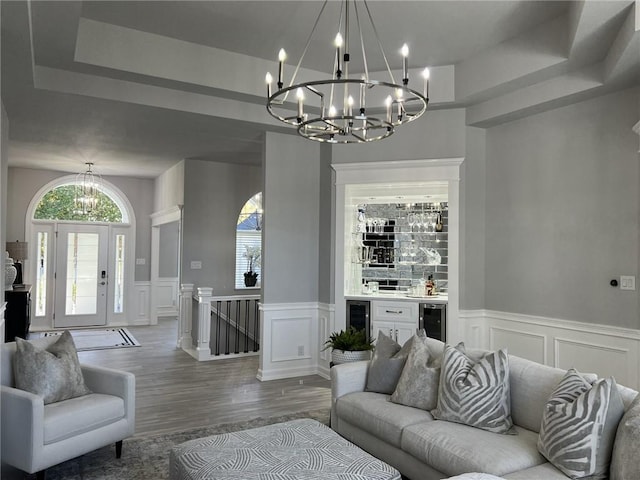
[54, 224, 109, 327]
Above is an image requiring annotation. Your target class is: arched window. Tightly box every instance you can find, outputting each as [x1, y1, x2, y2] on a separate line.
[33, 184, 126, 222]
[235, 192, 262, 289]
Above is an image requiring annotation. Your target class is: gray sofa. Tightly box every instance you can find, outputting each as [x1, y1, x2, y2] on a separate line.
[330, 338, 638, 480]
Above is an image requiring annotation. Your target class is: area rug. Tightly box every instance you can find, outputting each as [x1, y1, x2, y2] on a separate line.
[1, 409, 330, 480]
[39, 327, 140, 351]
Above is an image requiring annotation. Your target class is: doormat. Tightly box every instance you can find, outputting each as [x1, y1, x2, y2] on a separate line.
[39, 327, 141, 351]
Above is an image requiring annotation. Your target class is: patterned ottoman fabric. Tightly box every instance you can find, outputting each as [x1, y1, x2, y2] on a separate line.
[169, 418, 401, 480]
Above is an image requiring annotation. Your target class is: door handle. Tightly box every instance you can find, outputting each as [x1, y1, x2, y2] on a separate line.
[385, 310, 402, 314]
[100, 281, 106, 285]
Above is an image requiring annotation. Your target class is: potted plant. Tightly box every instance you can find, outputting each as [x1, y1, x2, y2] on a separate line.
[323, 327, 374, 364]
[243, 245, 261, 287]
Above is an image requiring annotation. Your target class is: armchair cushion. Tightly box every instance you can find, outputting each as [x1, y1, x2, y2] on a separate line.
[44, 393, 125, 444]
[14, 331, 91, 404]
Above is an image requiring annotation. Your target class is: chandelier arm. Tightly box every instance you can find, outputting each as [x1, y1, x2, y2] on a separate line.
[353, 1, 369, 81]
[288, 0, 330, 89]
[362, 0, 396, 84]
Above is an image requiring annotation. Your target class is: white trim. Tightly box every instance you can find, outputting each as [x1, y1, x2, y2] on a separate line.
[0, 302, 6, 343]
[24, 175, 137, 329]
[150, 205, 182, 226]
[459, 308, 640, 389]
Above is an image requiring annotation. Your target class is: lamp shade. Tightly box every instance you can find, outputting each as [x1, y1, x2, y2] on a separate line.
[6, 241, 28, 261]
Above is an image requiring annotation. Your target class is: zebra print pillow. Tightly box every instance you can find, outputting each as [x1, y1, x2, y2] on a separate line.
[431, 343, 514, 434]
[537, 369, 625, 479]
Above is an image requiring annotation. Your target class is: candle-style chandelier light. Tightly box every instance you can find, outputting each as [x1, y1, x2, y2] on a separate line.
[74, 162, 102, 216]
[265, 0, 430, 144]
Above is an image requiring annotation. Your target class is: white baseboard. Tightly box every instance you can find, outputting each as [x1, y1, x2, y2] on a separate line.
[459, 309, 640, 390]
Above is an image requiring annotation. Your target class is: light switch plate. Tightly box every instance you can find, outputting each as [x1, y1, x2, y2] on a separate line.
[190, 261, 202, 270]
[620, 275, 636, 291]
[135, 258, 146, 265]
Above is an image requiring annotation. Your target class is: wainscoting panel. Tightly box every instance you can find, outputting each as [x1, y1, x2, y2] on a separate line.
[317, 303, 334, 380]
[155, 278, 179, 317]
[132, 282, 151, 325]
[259, 302, 330, 381]
[460, 309, 640, 389]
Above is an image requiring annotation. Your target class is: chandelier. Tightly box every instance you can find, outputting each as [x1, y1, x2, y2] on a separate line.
[265, 0, 430, 144]
[74, 162, 102, 216]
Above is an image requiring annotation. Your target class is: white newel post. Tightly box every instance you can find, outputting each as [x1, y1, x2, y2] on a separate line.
[178, 283, 194, 349]
[196, 287, 213, 360]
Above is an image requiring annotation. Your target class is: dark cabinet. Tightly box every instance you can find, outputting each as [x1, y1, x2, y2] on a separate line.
[4, 285, 32, 342]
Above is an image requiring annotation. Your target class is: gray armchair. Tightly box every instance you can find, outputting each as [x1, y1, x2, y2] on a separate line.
[1, 336, 135, 479]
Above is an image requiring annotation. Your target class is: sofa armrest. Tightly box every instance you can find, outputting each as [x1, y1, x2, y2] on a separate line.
[81, 364, 136, 419]
[331, 361, 369, 402]
[1, 385, 45, 473]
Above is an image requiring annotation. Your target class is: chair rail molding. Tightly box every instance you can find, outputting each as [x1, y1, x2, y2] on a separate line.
[258, 302, 333, 381]
[459, 309, 640, 390]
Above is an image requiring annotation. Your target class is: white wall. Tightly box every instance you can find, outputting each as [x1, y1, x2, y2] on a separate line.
[1, 102, 8, 293]
[6, 167, 155, 281]
[181, 159, 261, 294]
[154, 160, 184, 212]
[484, 87, 639, 328]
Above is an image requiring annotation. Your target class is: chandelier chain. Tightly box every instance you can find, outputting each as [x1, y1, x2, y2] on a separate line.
[354, 1, 370, 81]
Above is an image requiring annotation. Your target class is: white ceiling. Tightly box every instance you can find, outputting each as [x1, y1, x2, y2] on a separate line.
[1, 1, 637, 178]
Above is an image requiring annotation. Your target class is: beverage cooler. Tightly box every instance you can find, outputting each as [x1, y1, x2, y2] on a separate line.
[419, 303, 446, 342]
[346, 300, 371, 343]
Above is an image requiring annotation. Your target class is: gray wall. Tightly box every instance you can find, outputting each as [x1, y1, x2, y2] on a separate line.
[460, 127, 487, 309]
[484, 87, 639, 328]
[331, 109, 466, 163]
[6, 167, 155, 281]
[181, 159, 261, 294]
[1, 102, 8, 293]
[158, 221, 179, 277]
[263, 132, 321, 304]
[318, 144, 333, 304]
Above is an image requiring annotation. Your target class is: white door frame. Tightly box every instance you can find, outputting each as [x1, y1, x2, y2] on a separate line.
[150, 206, 183, 333]
[54, 224, 110, 327]
[25, 175, 136, 330]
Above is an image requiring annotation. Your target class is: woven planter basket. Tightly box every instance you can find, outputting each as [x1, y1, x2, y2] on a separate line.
[331, 349, 371, 365]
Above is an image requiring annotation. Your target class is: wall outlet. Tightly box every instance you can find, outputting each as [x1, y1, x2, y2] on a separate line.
[135, 258, 146, 265]
[190, 261, 202, 270]
[297, 345, 305, 356]
[620, 275, 636, 291]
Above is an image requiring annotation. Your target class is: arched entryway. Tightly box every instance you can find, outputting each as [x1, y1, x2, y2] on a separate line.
[25, 176, 136, 329]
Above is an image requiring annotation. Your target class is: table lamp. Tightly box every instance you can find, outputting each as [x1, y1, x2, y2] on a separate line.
[6, 241, 28, 286]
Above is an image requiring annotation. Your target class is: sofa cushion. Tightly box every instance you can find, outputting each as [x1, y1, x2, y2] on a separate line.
[402, 421, 545, 477]
[336, 391, 433, 448]
[14, 331, 91, 404]
[537, 369, 624, 479]
[432, 344, 514, 434]
[391, 333, 441, 411]
[44, 393, 125, 444]
[508, 355, 598, 433]
[502, 463, 569, 480]
[365, 330, 419, 394]
[609, 393, 640, 480]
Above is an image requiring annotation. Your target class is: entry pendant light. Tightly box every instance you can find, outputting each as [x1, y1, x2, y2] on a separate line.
[265, 0, 430, 144]
[75, 162, 102, 216]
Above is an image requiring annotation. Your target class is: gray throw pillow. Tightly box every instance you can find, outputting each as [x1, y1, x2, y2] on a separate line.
[391, 334, 441, 410]
[610, 393, 640, 480]
[432, 343, 514, 434]
[537, 369, 624, 479]
[14, 331, 91, 404]
[365, 330, 422, 394]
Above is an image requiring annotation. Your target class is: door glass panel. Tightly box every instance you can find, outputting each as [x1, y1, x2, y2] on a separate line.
[35, 232, 48, 317]
[65, 232, 99, 315]
[114, 234, 125, 313]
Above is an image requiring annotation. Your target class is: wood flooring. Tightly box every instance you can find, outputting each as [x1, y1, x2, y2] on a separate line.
[77, 318, 331, 437]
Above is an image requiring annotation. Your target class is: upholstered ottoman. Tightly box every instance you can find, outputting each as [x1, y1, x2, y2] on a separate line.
[169, 418, 401, 480]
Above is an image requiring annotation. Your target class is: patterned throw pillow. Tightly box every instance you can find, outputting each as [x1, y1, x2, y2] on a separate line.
[390, 333, 441, 410]
[365, 330, 422, 394]
[431, 343, 514, 434]
[537, 369, 624, 479]
[610, 393, 640, 480]
[14, 331, 91, 404]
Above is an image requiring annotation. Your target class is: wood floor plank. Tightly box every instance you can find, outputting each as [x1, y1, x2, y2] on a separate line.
[77, 318, 332, 437]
